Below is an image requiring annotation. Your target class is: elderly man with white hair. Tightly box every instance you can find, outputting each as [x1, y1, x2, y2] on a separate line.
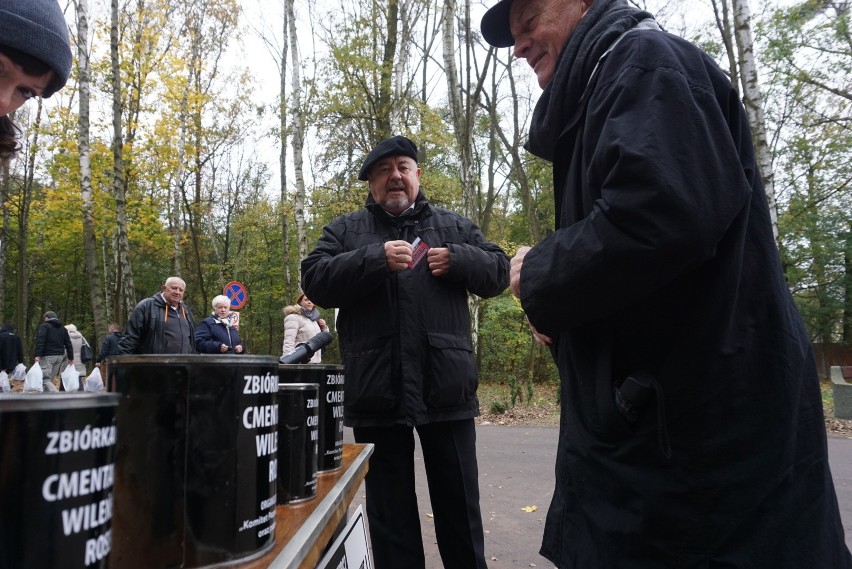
[120, 276, 197, 354]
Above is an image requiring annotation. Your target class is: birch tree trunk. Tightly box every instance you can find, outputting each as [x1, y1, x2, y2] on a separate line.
[377, 0, 398, 139]
[442, 0, 475, 220]
[280, 1, 291, 289]
[442, 0, 496, 354]
[390, 0, 413, 132]
[173, 74, 189, 278]
[111, 0, 135, 321]
[76, 0, 106, 344]
[730, 0, 779, 244]
[285, 0, 308, 269]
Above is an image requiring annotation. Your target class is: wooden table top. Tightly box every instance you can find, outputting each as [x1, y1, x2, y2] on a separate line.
[236, 443, 373, 569]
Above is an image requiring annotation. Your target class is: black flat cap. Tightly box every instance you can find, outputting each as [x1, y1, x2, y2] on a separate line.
[358, 135, 419, 181]
[481, 0, 515, 48]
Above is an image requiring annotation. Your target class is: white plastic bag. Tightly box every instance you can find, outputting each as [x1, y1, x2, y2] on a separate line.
[24, 363, 43, 392]
[84, 367, 104, 392]
[10, 363, 26, 381]
[0, 371, 9, 392]
[61, 365, 80, 392]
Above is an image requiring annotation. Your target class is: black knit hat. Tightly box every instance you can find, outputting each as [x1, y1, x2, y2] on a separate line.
[0, 0, 73, 97]
[358, 135, 419, 181]
[481, 0, 516, 48]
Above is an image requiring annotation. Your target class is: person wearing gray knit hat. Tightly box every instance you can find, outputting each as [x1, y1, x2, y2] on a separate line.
[0, 0, 72, 159]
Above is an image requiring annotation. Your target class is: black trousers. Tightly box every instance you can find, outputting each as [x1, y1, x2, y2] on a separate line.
[353, 419, 488, 569]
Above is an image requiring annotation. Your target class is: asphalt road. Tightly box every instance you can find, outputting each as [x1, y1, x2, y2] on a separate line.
[345, 426, 852, 568]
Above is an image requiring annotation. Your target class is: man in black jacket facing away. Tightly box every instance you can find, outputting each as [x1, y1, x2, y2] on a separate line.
[34, 311, 73, 392]
[0, 324, 23, 374]
[302, 136, 509, 569]
[97, 323, 122, 362]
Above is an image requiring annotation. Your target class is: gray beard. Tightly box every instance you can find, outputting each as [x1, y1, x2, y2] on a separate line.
[383, 196, 411, 212]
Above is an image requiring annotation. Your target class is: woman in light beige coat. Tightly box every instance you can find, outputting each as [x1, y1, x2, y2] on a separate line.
[282, 293, 329, 363]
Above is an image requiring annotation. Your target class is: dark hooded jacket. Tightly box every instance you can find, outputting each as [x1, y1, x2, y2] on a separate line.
[35, 318, 72, 358]
[517, 1, 852, 567]
[120, 293, 196, 355]
[0, 324, 23, 372]
[302, 191, 509, 427]
[97, 331, 122, 363]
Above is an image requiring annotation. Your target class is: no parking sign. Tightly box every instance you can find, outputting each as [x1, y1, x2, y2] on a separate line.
[224, 281, 248, 310]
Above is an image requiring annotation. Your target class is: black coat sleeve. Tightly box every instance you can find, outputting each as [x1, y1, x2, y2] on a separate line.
[442, 219, 509, 299]
[301, 218, 392, 309]
[119, 302, 147, 355]
[194, 319, 220, 353]
[522, 60, 752, 335]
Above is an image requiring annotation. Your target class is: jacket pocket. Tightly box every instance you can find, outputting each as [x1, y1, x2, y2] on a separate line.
[424, 331, 477, 408]
[343, 335, 397, 414]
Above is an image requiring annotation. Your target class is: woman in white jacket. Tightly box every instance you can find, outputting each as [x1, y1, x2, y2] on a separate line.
[282, 293, 329, 363]
[62, 323, 90, 389]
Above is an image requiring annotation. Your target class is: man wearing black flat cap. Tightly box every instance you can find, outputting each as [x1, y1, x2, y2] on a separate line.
[481, 0, 852, 568]
[302, 135, 509, 569]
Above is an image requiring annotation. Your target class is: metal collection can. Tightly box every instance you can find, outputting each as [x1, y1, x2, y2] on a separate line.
[278, 364, 344, 472]
[277, 383, 319, 504]
[0, 393, 121, 569]
[108, 355, 279, 568]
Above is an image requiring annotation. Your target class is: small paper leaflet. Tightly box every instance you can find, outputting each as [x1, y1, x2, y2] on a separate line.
[408, 237, 429, 269]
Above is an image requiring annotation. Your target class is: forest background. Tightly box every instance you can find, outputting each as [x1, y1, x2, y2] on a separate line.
[2, 0, 849, 402]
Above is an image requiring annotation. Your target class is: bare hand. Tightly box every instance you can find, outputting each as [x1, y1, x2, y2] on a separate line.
[529, 322, 553, 346]
[235, 345, 243, 353]
[385, 240, 413, 271]
[427, 247, 450, 277]
[220, 344, 228, 353]
[510, 246, 531, 298]
[318, 318, 329, 332]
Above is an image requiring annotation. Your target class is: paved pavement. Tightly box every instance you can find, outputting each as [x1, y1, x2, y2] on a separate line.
[345, 426, 852, 568]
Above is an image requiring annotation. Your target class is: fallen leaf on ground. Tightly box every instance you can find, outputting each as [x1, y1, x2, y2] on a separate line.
[521, 505, 538, 513]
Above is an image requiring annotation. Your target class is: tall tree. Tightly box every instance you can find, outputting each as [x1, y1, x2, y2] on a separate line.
[286, 0, 309, 268]
[730, 0, 778, 243]
[710, 0, 779, 243]
[279, 2, 291, 289]
[111, 0, 135, 322]
[442, 0, 473, 218]
[17, 104, 43, 351]
[75, 0, 107, 344]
